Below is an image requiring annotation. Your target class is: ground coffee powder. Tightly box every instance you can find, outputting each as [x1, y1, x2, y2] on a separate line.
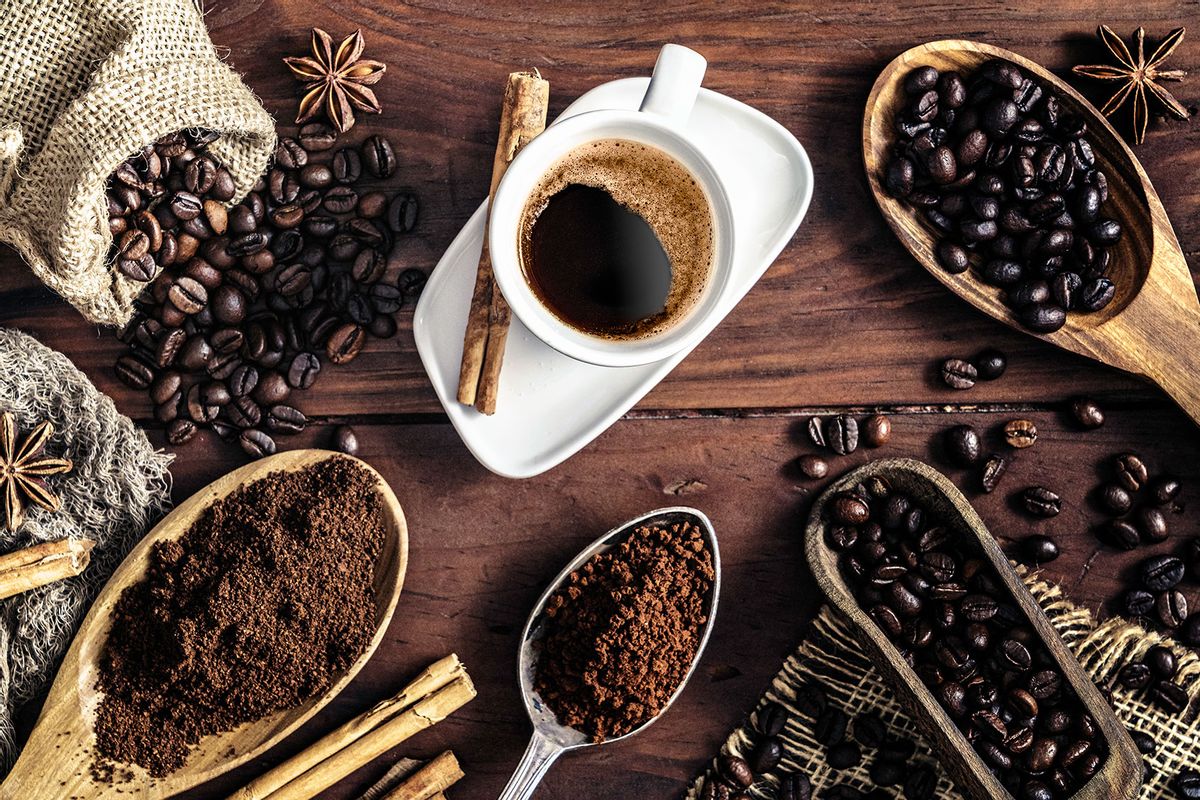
[94, 456, 386, 777]
[533, 519, 715, 742]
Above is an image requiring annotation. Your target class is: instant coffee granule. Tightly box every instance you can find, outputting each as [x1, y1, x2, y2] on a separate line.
[94, 456, 386, 777]
[534, 519, 714, 742]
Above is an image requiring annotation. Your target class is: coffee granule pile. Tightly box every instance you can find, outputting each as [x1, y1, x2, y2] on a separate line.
[94, 456, 386, 777]
[533, 519, 715, 741]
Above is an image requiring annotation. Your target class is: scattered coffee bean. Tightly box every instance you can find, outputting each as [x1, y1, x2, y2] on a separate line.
[826, 415, 859, 456]
[941, 358, 977, 390]
[1150, 680, 1189, 714]
[944, 424, 982, 467]
[1157, 591, 1188, 629]
[1174, 770, 1200, 800]
[748, 736, 783, 773]
[238, 428, 276, 459]
[974, 348, 1007, 380]
[1099, 520, 1141, 551]
[777, 773, 812, 800]
[1117, 662, 1152, 690]
[1149, 476, 1182, 506]
[1142, 555, 1185, 592]
[755, 702, 789, 737]
[807, 417, 827, 449]
[1099, 483, 1133, 515]
[1069, 397, 1104, 429]
[1021, 486, 1061, 518]
[980, 453, 1008, 493]
[332, 424, 360, 456]
[863, 414, 891, 448]
[1114, 453, 1148, 493]
[1004, 419, 1037, 449]
[1136, 506, 1169, 543]
[1022, 535, 1059, 564]
[797, 454, 829, 480]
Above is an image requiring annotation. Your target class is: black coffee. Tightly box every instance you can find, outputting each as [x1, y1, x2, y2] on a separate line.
[519, 139, 713, 339]
[526, 183, 672, 333]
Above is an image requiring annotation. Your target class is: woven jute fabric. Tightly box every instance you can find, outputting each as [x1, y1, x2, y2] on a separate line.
[0, 326, 172, 772]
[689, 568, 1199, 799]
[0, 0, 275, 327]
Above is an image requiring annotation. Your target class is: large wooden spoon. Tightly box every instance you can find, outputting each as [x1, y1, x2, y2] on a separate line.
[864, 40, 1200, 424]
[0, 450, 408, 800]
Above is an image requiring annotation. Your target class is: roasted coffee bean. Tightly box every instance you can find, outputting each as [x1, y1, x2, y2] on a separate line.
[1149, 475, 1182, 506]
[1157, 590, 1188, 629]
[326, 323, 365, 364]
[1123, 590, 1156, 619]
[1021, 486, 1061, 518]
[972, 348, 1007, 380]
[1022, 534, 1059, 564]
[814, 706, 848, 746]
[266, 405, 307, 435]
[859, 414, 892, 448]
[1068, 396, 1104, 429]
[1144, 644, 1178, 680]
[166, 418, 197, 446]
[168, 276, 207, 315]
[362, 135, 397, 178]
[387, 192, 420, 233]
[807, 417, 827, 449]
[1100, 519, 1140, 550]
[357, 190, 389, 219]
[776, 773, 812, 800]
[185, 384, 218, 424]
[1137, 506, 1169, 543]
[941, 358, 977, 389]
[239, 429, 276, 459]
[252, 370, 291, 406]
[1117, 662, 1152, 690]
[1142, 554, 1185, 592]
[1150, 681, 1189, 714]
[298, 121, 337, 151]
[826, 741, 861, 770]
[1114, 453, 1149, 492]
[325, 424, 359, 456]
[825, 415, 859, 455]
[885, 157, 916, 198]
[1017, 302, 1066, 332]
[1174, 770, 1200, 800]
[755, 701, 789, 738]
[981, 453, 1009, 493]
[397, 267, 427, 298]
[830, 493, 871, 525]
[699, 778, 729, 800]
[1003, 419, 1037, 448]
[999, 638, 1032, 671]
[1027, 669, 1061, 699]
[936, 240, 969, 273]
[284, 352, 321, 390]
[944, 424, 982, 467]
[1099, 483, 1133, 515]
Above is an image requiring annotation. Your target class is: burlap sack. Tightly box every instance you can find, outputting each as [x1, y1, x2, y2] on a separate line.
[0, 0, 275, 327]
[0, 326, 173, 772]
[690, 568, 1199, 799]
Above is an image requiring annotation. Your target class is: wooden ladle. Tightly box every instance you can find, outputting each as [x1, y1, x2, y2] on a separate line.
[864, 40, 1200, 424]
[0, 450, 408, 800]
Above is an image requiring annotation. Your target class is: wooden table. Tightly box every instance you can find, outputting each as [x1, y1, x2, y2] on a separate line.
[1, 2, 1198, 797]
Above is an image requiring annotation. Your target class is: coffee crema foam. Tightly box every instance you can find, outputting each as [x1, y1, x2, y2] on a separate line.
[519, 139, 715, 340]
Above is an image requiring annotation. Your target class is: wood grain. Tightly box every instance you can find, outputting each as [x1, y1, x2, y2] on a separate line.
[0, 2, 1197, 798]
[1, 451, 407, 800]
[863, 39, 1200, 426]
[805, 459, 1142, 800]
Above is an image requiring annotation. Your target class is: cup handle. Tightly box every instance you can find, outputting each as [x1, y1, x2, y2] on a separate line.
[639, 44, 707, 121]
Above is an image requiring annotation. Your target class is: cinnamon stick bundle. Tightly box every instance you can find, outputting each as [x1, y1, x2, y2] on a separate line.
[456, 69, 550, 415]
[0, 538, 93, 600]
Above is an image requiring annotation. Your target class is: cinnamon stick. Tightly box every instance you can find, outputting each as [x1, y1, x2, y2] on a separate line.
[456, 69, 549, 413]
[0, 538, 93, 600]
[227, 655, 469, 800]
[261, 676, 477, 800]
[380, 751, 463, 800]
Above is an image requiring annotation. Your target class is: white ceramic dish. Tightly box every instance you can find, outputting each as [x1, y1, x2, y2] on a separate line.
[414, 77, 813, 478]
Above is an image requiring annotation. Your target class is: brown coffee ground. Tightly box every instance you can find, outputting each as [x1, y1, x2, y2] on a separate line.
[93, 456, 386, 777]
[533, 519, 715, 742]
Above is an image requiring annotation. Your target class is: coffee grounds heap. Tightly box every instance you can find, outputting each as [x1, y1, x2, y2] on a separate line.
[94, 456, 385, 777]
[533, 519, 714, 742]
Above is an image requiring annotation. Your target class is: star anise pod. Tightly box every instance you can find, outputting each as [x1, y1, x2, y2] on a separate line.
[283, 28, 387, 134]
[1, 412, 73, 532]
[1072, 25, 1189, 145]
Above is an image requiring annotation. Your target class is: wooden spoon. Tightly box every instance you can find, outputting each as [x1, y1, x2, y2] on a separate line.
[805, 458, 1142, 800]
[0, 450, 408, 800]
[864, 40, 1200, 424]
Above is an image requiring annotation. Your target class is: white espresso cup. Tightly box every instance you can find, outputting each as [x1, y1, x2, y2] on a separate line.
[488, 44, 736, 368]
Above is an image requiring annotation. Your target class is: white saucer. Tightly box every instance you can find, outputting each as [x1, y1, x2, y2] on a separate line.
[414, 77, 814, 478]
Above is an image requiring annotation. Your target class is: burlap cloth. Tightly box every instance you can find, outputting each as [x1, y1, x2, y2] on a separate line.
[0, 326, 172, 772]
[689, 568, 1200, 799]
[0, 0, 275, 327]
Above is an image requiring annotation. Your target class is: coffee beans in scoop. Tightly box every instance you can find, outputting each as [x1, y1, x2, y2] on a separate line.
[885, 61, 1124, 333]
[826, 476, 1108, 798]
[110, 126, 424, 456]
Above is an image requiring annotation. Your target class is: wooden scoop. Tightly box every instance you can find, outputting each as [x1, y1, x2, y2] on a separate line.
[864, 40, 1200, 424]
[0, 450, 408, 800]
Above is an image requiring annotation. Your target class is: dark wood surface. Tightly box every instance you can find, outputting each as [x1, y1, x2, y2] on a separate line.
[1, 1, 1198, 798]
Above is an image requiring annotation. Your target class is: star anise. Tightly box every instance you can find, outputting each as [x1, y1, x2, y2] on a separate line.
[283, 28, 387, 134]
[1, 412, 73, 532]
[1072, 25, 1189, 145]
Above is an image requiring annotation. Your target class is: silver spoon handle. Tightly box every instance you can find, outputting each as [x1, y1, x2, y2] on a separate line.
[498, 731, 564, 800]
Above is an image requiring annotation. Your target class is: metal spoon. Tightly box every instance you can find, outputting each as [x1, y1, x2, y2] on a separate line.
[498, 506, 721, 800]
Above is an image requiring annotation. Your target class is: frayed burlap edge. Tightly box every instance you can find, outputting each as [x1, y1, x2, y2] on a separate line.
[688, 567, 1199, 799]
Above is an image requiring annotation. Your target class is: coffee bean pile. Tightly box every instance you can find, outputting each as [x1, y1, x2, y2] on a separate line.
[700, 702, 791, 800]
[826, 477, 1108, 798]
[109, 125, 424, 458]
[939, 348, 1007, 390]
[885, 61, 1124, 333]
[796, 414, 892, 481]
[1114, 643, 1192, 715]
[1095, 453, 1181, 551]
